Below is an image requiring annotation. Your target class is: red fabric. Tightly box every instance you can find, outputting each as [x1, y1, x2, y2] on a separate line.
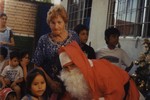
[0, 88, 13, 100]
[59, 41, 139, 100]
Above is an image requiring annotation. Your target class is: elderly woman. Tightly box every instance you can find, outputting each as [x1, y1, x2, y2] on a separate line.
[32, 5, 80, 99]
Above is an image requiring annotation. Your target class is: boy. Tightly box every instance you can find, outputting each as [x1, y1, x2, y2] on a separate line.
[0, 51, 23, 99]
[74, 24, 96, 59]
[96, 27, 133, 71]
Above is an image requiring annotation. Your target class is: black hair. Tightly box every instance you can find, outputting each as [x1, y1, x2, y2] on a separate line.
[0, 12, 7, 18]
[105, 27, 120, 44]
[5, 92, 17, 100]
[0, 47, 8, 59]
[26, 68, 49, 99]
[74, 24, 89, 35]
[10, 51, 20, 60]
[19, 50, 30, 60]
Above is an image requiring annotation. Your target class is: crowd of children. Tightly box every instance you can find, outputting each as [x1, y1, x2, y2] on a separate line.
[0, 48, 31, 100]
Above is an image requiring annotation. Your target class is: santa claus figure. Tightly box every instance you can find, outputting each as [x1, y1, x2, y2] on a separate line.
[59, 41, 139, 100]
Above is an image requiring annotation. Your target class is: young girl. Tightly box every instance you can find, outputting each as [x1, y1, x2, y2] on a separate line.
[19, 50, 30, 81]
[21, 68, 49, 100]
[19, 50, 31, 97]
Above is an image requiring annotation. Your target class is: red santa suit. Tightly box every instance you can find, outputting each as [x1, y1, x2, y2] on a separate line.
[59, 41, 139, 100]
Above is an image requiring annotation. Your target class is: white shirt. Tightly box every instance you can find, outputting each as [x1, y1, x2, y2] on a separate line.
[96, 47, 132, 70]
[1, 65, 23, 81]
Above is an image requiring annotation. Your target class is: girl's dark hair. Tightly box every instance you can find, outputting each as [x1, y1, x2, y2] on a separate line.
[105, 27, 120, 44]
[19, 50, 29, 59]
[26, 68, 49, 99]
[0, 47, 8, 59]
[0, 12, 7, 18]
[74, 24, 89, 35]
[5, 92, 17, 100]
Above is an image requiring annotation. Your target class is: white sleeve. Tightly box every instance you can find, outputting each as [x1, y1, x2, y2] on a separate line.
[121, 50, 132, 67]
[96, 50, 102, 59]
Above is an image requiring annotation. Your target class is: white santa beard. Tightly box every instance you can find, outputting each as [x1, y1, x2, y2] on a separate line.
[60, 67, 92, 100]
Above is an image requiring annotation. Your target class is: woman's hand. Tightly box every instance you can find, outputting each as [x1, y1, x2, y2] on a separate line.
[20, 61, 28, 68]
[50, 80, 61, 93]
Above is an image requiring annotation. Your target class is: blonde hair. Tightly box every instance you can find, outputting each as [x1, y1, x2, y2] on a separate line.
[47, 5, 68, 25]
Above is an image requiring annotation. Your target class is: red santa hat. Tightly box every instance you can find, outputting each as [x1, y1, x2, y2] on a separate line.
[0, 88, 14, 100]
[59, 51, 72, 67]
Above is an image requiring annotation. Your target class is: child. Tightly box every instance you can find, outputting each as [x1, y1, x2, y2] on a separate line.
[21, 68, 49, 100]
[74, 24, 96, 59]
[96, 27, 133, 71]
[0, 51, 23, 99]
[19, 50, 30, 81]
[19, 50, 31, 97]
[0, 46, 9, 74]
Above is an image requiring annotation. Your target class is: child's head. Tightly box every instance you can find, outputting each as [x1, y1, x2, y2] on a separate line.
[9, 51, 20, 68]
[74, 24, 89, 44]
[0, 47, 8, 61]
[105, 27, 120, 47]
[19, 50, 30, 65]
[26, 68, 47, 98]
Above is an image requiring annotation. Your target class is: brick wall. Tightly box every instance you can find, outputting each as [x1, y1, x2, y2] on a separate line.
[4, 0, 37, 36]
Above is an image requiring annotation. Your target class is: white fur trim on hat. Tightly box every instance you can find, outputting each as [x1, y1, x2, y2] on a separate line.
[59, 52, 72, 67]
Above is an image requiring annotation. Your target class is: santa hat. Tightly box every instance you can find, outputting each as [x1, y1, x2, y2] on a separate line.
[59, 51, 72, 67]
[0, 88, 14, 100]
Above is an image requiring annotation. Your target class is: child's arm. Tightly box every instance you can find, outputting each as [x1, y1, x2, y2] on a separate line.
[11, 77, 23, 87]
[21, 63, 28, 81]
[0, 76, 6, 90]
[15, 77, 24, 84]
[14, 77, 23, 84]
